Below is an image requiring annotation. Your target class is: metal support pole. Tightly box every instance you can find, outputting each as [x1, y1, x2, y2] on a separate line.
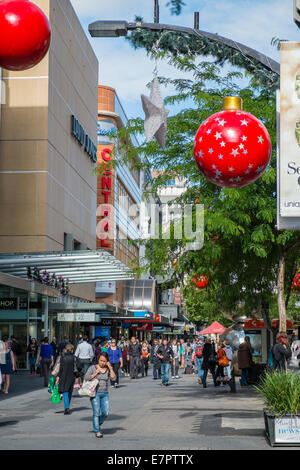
[43, 296, 49, 339]
[154, 0, 159, 24]
[194, 12, 199, 30]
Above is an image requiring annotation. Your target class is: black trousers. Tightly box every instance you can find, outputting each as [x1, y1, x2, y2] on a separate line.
[41, 358, 51, 387]
[202, 365, 216, 387]
[130, 356, 140, 378]
[141, 357, 149, 377]
[111, 362, 120, 384]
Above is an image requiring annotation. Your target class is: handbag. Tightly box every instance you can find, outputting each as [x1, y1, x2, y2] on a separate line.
[51, 384, 61, 404]
[51, 356, 61, 377]
[78, 378, 99, 398]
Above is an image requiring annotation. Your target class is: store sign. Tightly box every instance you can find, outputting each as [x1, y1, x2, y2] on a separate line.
[279, 42, 300, 223]
[275, 417, 300, 443]
[71, 115, 97, 163]
[153, 326, 166, 332]
[96, 281, 116, 294]
[57, 312, 96, 322]
[99, 319, 121, 327]
[96, 148, 113, 248]
[97, 120, 117, 144]
[0, 298, 18, 310]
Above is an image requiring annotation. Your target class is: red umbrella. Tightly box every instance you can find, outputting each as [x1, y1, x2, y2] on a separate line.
[199, 321, 226, 335]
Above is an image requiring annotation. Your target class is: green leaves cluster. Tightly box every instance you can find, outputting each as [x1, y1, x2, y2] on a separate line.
[255, 371, 300, 416]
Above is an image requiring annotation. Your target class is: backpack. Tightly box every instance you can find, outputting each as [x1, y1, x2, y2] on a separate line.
[12, 341, 22, 356]
[195, 344, 203, 358]
[184, 365, 194, 374]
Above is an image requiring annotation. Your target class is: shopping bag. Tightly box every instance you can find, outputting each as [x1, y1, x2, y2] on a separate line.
[51, 357, 61, 377]
[78, 379, 99, 398]
[51, 384, 61, 404]
[48, 375, 55, 394]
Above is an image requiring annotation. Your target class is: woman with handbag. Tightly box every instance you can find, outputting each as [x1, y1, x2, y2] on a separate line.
[84, 352, 116, 438]
[56, 344, 81, 415]
[201, 338, 217, 388]
[215, 343, 229, 385]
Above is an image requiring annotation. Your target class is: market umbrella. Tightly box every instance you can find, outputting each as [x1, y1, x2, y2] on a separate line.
[199, 321, 226, 335]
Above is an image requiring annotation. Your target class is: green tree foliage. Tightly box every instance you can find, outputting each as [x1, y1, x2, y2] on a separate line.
[118, 38, 300, 329]
[166, 0, 186, 16]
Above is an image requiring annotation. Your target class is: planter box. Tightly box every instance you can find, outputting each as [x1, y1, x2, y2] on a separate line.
[264, 409, 300, 447]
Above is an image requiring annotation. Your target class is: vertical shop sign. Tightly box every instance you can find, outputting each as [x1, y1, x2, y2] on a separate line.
[97, 148, 113, 247]
[279, 42, 300, 225]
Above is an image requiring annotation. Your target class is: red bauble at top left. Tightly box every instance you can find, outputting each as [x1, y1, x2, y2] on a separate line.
[0, 0, 51, 71]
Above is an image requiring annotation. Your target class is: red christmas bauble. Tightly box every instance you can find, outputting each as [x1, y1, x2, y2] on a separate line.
[291, 272, 300, 293]
[0, 0, 51, 71]
[194, 97, 272, 188]
[192, 274, 209, 289]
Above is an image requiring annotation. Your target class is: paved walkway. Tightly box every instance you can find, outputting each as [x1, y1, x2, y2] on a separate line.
[0, 368, 297, 450]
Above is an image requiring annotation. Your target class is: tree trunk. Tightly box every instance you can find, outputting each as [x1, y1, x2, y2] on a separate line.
[277, 253, 287, 334]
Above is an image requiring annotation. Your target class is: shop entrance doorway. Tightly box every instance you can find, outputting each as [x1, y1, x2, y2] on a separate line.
[0, 323, 28, 369]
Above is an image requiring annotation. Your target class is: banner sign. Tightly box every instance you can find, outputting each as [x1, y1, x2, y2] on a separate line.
[279, 42, 300, 221]
[57, 312, 96, 322]
[275, 417, 300, 443]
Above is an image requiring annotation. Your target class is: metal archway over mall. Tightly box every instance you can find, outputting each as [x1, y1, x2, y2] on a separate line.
[88, 20, 280, 80]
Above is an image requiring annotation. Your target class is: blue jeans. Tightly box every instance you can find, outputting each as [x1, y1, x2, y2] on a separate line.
[63, 391, 72, 410]
[226, 361, 231, 380]
[90, 392, 110, 434]
[29, 356, 37, 373]
[241, 368, 251, 385]
[161, 363, 170, 384]
[196, 357, 204, 380]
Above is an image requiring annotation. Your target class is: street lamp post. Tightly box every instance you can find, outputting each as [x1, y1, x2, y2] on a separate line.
[88, 19, 279, 78]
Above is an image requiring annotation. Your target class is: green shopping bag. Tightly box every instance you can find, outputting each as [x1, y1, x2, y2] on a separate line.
[51, 384, 61, 404]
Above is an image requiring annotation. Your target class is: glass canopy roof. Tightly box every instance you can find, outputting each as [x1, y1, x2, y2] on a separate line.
[0, 250, 134, 284]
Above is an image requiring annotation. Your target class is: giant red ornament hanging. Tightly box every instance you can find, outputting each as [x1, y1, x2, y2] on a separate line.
[192, 274, 209, 290]
[194, 96, 272, 188]
[0, 0, 51, 71]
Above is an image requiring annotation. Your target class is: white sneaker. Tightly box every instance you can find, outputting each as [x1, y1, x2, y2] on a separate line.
[175, 376, 179, 379]
[172, 376, 175, 379]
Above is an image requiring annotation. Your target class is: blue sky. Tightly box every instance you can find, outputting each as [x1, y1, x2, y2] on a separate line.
[70, 0, 300, 119]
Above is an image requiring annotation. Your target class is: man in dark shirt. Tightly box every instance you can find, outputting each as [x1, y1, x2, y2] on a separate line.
[127, 337, 142, 379]
[156, 338, 174, 386]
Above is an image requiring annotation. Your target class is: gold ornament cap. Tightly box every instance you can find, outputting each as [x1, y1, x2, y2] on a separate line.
[223, 96, 243, 111]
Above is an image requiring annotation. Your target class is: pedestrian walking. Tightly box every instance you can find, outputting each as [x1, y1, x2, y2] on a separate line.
[122, 341, 130, 376]
[151, 339, 161, 380]
[107, 339, 123, 387]
[171, 338, 180, 379]
[56, 344, 82, 415]
[27, 338, 39, 376]
[272, 333, 292, 372]
[85, 352, 116, 438]
[50, 337, 58, 364]
[238, 336, 254, 386]
[194, 336, 205, 384]
[1, 339, 16, 394]
[74, 336, 94, 376]
[10, 335, 22, 372]
[37, 337, 54, 387]
[141, 342, 150, 377]
[223, 340, 233, 379]
[58, 335, 70, 356]
[117, 336, 126, 351]
[215, 342, 228, 385]
[127, 337, 142, 379]
[179, 338, 187, 369]
[156, 338, 174, 386]
[201, 338, 217, 388]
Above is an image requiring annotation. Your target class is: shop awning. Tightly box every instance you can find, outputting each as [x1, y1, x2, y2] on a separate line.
[199, 321, 226, 335]
[0, 250, 134, 284]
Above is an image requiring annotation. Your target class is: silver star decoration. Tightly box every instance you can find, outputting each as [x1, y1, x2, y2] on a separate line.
[141, 77, 169, 149]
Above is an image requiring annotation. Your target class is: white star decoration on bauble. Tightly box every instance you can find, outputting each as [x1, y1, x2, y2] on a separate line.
[141, 77, 169, 150]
